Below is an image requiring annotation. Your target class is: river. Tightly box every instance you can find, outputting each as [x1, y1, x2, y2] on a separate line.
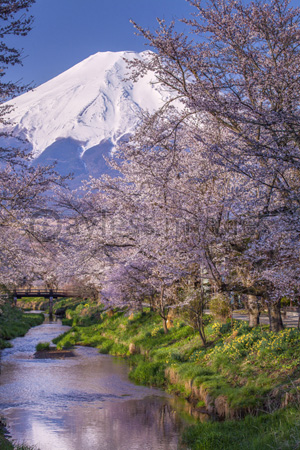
[0, 316, 197, 450]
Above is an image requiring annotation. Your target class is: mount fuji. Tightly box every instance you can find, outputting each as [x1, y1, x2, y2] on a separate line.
[4, 51, 167, 186]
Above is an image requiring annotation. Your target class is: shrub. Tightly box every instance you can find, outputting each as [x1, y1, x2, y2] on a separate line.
[171, 351, 186, 362]
[0, 339, 12, 350]
[219, 322, 232, 335]
[209, 294, 231, 322]
[97, 341, 113, 354]
[130, 361, 166, 387]
[62, 318, 73, 326]
[61, 340, 73, 349]
[36, 342, 50, 351]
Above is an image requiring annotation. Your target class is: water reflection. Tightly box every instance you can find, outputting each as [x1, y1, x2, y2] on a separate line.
[4, 397, 187, 450]
[0, 320, 197, 450]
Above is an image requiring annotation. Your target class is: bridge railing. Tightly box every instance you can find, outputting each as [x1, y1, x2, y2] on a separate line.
[13, 289, 81, 299]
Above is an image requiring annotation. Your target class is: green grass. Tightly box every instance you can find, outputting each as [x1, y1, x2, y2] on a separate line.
[0, 304, 44, 349]
[181, 407, 300, 450]
[52, 307, 300, 417]
[129, 360, 166, 386]
[49, 305, 300, 448]
[4, 296, 300, 450]
[35, 342, 50, 351]
[63, 300, 105, 326]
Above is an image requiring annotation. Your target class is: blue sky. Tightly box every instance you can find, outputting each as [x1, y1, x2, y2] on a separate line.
[7, 0, 193, 87]
[7, 0, 300, 89]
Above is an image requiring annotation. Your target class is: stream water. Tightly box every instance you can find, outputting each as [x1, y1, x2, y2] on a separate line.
[0, 316, 199, 450]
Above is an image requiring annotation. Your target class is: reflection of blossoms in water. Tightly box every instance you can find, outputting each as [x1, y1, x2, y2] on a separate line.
[0, 322, 196, 450]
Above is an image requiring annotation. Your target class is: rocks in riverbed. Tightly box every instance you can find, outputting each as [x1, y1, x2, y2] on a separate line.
[129, 343, 139, 354]
[34, 348, 76, 359]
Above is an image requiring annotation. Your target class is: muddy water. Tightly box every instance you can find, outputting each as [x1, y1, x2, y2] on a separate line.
[0, 317, 198, 450]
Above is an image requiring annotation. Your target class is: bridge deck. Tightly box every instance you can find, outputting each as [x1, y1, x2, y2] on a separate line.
[13, 290, 78, 299]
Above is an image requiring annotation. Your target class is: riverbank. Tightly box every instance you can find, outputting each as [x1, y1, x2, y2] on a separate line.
[0, 303, 44, 350]
[50, 303, 300, 448]
[0, 311, 190, 450]
[181, 406, 300, 449]
[0, 302, 44, 449]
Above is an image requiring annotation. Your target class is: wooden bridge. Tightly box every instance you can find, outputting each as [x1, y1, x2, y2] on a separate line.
[12, 288, 81, 316]
[13, 289, 78, 300]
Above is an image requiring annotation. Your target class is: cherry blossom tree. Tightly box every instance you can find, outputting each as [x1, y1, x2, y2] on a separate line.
[56, 0, 300, 335]
[123, 0, 300, 331]
[0, 1, 72, 293]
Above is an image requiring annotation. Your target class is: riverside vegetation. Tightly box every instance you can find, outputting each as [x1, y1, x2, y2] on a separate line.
[0, 423, 39, 450]
[0, 303, 44, 350]
[41, 297, 300, 450]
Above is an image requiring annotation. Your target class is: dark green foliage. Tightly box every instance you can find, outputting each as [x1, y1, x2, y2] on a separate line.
[0, 304, 44, 349]
[0, 339, 12, 349]
[170, 351, 187, 362]
[61, 340, 73, 350]
[130, 361, 166, 387]
[61, 318, 73, 326]
[218, 322, 232, 335]
[35, 342, 50, 351]
[202, 314, 214, 326]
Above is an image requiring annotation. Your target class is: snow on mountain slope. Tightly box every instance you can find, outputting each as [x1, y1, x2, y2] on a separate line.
[3, 51, 167, 182]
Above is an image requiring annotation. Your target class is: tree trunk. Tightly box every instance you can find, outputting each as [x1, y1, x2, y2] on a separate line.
[197, 318, 207, 347]
[149, 295, 154, 312]
[160, 285, 168, 334]
[247, 295, 260, 327]
[268, 300, 284, 332]
[230, 302, 233, 328]
[163, 316, 168, 334]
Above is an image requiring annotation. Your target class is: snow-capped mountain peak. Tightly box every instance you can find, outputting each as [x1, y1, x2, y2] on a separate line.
[3, 51, 167, 185]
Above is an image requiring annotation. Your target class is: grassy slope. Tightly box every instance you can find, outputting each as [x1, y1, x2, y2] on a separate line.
[0, 303, 44, 350]
[51, 302, 300, 449]
[181, 407, 300, 450]
[54, 308, 300, 412]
